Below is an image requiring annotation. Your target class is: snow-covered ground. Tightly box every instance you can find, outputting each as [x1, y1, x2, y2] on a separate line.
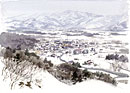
[0, 11, 129, 92]
[0, 56, 130, 93]
[0, 29, 129, 91]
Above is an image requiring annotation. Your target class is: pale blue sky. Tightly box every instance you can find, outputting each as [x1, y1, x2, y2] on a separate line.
[1, 0, 128, 17]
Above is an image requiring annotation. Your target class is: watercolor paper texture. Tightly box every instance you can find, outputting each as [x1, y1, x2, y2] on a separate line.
[0, 0, 130, 93]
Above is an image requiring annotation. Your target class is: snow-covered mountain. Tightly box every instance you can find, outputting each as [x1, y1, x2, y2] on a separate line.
[5, 10, 128, 32]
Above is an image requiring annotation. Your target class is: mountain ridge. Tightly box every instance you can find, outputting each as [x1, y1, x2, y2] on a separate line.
[5, 10, 128, 32]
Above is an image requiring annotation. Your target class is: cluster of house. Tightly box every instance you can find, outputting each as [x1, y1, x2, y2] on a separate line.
[33, 39, 98, 56]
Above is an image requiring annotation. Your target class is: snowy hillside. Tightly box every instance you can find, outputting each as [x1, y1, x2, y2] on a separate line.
[0, 57, 130, 93]
[5, 10, 128, 32]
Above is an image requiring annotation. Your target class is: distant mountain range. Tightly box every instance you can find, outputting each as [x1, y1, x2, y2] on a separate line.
[5, 10, 128, 32]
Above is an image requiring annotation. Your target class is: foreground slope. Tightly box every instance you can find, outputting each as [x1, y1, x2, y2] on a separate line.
[0, 57, 129, 93]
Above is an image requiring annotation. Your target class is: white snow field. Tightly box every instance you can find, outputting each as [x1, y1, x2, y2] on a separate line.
[0, 7, 129, 93]
[0, 56, 130, 93]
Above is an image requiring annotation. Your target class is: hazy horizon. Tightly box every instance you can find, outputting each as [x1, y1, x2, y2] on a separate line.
[1, 0, 128, 17]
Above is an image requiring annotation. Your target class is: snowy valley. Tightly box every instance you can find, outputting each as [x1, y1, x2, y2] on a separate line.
[0, 10, 129, 93]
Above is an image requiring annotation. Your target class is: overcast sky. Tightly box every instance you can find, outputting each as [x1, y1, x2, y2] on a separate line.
[1, 0, 128, 17]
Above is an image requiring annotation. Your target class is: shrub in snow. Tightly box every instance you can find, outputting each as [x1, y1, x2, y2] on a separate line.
[55, 63, 82, 83]
[105, 54, 128, 62]
[72, 62, 81, 68]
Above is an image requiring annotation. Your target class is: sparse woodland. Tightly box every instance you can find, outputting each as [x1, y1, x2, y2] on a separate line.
[0, 47, 118, 89]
